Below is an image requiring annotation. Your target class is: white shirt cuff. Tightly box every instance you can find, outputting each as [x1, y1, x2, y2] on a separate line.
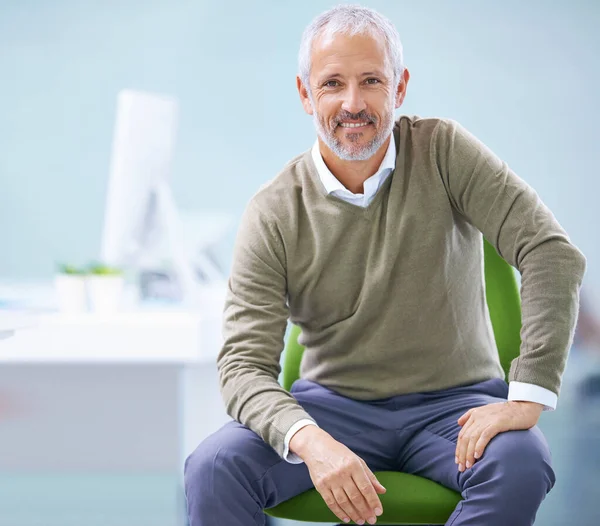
[282, 419, 319, 464]
[508, 381, 557, 411]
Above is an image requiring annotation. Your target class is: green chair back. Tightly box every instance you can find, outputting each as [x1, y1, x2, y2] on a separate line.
[268, 238, 522, 524]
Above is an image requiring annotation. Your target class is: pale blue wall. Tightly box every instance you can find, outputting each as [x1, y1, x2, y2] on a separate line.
[1, 0, 598, 298]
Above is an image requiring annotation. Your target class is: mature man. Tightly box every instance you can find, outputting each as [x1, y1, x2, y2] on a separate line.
[184, 5, 586, 526]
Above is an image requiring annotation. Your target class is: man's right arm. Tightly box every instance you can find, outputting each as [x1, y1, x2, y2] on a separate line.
[219, 200, 385, 524]
[217, 200, 317, 458]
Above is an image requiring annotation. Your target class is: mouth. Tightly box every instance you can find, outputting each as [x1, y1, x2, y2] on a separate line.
[337, 121, 373, 130]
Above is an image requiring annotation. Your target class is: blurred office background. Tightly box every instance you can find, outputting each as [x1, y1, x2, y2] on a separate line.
[1, 0, 599, 525]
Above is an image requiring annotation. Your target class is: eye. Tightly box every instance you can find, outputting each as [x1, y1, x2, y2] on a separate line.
[323, 80, 340, 88]
[365, 78, 380, 85]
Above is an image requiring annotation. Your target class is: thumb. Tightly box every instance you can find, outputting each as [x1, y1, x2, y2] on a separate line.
[458, 408, 474, 426]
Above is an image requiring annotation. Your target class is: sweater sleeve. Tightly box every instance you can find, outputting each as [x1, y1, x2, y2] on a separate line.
[217, 199, 316, 458]
[435, 119, 587, 397]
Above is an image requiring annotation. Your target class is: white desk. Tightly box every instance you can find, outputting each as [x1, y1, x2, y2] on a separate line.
[0, 311, 37, 340]
[0, 286, 231, 492]
[0, 310, 210, 362]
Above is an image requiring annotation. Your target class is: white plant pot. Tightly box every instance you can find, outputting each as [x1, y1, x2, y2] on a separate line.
[54, 274, 88, 313]
[87, 275, 125, 314]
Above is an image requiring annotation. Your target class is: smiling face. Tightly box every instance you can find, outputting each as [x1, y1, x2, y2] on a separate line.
[298, 30, 409, 161]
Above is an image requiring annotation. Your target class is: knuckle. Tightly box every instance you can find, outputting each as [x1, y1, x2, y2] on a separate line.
[361, 498, 373, 509]
[347, 493, 362, 504]
[316, 476, 329, 488]
[368, 497, 381, 509]
[345, 490, 359, 501]
[354, 496, 367, 507]
[363, 487, 376, 499]
[337, 495, 349, 505]
[333, 470, 345, 481]
[342, 457, 357, 469]
[323, 496, 336, 506]
[357, 482, 371, 493]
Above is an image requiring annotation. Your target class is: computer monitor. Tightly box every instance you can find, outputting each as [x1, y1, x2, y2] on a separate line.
[100, 89, 208, 304]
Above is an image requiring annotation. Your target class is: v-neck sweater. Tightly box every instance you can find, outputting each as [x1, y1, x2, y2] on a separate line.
[217, 115, 586, 458]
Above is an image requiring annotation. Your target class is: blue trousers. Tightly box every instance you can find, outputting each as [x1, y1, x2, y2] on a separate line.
[184, 378, 555, 525]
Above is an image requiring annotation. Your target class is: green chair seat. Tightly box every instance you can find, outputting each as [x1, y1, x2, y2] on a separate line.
[266, 239, 521, 524]
[267, 471, 460, 524]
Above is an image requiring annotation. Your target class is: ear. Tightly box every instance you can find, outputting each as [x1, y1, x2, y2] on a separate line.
[297, 76, 314, 116]
[394, 68, 410, 109]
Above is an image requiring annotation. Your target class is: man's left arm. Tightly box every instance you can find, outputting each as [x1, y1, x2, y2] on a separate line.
[434, 119, 587, 472]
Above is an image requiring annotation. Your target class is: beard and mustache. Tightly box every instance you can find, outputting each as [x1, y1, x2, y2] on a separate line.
[310, 96, 395, 162]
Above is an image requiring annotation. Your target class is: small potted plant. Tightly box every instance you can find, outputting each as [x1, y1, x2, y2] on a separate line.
[86, 262, 125, 314]
[54, 263, 88, 313]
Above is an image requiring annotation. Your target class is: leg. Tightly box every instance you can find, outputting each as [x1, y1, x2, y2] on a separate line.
[184, 419, 312, 525]
[184, 379, 397, 526]
[397, 378, 555, 526]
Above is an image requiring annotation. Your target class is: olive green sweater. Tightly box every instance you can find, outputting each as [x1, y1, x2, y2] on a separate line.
[217, 116, 586, 458]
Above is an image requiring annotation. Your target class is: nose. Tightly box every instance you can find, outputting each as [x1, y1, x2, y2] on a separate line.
[341, 84, 367, 115]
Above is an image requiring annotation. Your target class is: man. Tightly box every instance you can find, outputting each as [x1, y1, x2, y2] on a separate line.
[184, 5, 586, 526]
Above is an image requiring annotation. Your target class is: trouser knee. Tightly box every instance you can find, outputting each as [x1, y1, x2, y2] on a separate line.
[184, 421, 284, 507]
[471, 427, 555, 500]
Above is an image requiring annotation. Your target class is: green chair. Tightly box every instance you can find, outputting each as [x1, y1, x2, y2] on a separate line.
[266, 239, 522, 524]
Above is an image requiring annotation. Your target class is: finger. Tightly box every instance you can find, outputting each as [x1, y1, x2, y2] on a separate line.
[332, 485, 364, 525]
[321, 488, 352, 524]
[465, 431, 480, 469]
[474, 425, 498, 461]
[365, 466, 387, 496]
[457, 408, 474, 426]
[456, 416, 474, 460]
[344, 480, 374, 524]
[456, 418, 475, 471]
[355, 468, 384, 517]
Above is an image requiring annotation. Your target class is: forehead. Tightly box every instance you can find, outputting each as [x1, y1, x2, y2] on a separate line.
[310, 30, 391, 77]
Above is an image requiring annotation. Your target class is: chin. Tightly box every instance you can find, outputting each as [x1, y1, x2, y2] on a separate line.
[337, 143, 379, 161]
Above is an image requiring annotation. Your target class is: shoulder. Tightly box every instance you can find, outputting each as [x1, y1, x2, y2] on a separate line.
[393, 116, 480, 165]
[246, 149, 313, 221]
[393, 114, 457, 143]
[235, 151, 314, 260]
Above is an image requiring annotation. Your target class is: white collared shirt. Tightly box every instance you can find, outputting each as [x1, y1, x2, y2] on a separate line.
[282, 135, 556, 464]
[311, 135, 397, 207]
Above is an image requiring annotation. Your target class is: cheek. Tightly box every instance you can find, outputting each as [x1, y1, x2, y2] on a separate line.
[315, 93, 342, 119]
[367, 92, 391, 112]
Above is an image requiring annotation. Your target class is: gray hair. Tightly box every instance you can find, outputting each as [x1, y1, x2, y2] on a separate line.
[298, 4, 405, 91]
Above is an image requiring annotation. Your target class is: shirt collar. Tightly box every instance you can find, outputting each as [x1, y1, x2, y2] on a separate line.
[311, 134, 396, 197]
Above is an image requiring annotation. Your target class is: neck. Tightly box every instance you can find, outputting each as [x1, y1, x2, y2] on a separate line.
[318, 136, 390, 194]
